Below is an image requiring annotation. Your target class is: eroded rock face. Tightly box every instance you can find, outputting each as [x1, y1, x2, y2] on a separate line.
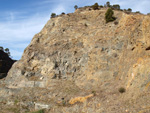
[3, 8, 150, 112]
[7, 10, 150, 89]
[0, 50, 15, 79]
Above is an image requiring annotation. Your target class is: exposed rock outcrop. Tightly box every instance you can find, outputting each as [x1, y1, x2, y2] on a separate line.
[2, 8, 150, 112]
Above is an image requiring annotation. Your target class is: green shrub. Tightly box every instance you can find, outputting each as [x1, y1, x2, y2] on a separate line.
[61, 12, 65, 15]
[106, 1, 111, 7]
[51, 13, 56, 18]
[118, 87, 126, 93]
[92, 3, 99, 10]
[135, 11, 140, 14]
[105, 8, 116, 23]
[114, 21, 118, 25]
[91, 91, 96, 96]
[127, 8, 132, 12]
[74, 5, 78, 10]
[14, 99, 19, 105]
[99, 5, 103, 8]
[112, 4, 120, 10]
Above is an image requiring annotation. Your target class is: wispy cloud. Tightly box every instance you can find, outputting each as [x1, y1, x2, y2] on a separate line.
[0, 12, 49, 59]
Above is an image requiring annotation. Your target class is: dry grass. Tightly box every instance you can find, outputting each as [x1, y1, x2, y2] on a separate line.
[69, 94, 94, 105]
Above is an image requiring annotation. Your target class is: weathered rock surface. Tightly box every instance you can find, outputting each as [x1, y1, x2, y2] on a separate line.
[1, 7, 150, 112]
[0, 50, 15, 79]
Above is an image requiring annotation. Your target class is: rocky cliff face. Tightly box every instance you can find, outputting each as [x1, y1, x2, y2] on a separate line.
[1, 8, 150, 112]
[0, 50, 15, 79]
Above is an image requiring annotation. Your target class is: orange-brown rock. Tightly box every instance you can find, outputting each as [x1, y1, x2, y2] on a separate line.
[2, 7, 150, 112]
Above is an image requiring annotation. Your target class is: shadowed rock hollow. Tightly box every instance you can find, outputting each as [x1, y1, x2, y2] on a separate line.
[0, 50, 15, 79]
[1, 7, 150, 112]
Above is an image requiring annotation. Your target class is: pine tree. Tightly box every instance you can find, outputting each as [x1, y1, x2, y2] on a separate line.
[74, 5, 78, 10]
[105, 8, 116, 23]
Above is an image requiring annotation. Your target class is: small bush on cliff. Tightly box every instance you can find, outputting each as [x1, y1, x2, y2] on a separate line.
[92, 3, 99, 10]
[105, 8, 116, 23]
[118, 87, 126, 93]
[51, 13, 56, 18]
[127, 8, 132, 12]
[74, 5, 78, 10]
[114, 21, 118, 25]
[112, 4, 120, 10]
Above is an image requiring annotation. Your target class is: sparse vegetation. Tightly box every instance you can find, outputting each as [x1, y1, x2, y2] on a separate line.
[4, 48, 10, 56]
[147, 13, 150, 15]
[61, 12, 65, 15]
[0, 46, 11, 56]
[114, 21, 119, 25]
[30, 109, 45, 113]
[135, 11, 140, 14]
[92, 90, 96, 96]
[6, 107, 20, 113]
[106, 1, 111, 7]
[74, 5, 78, 10]
[92, 3, 99, 10]
[127, 8, 132, 12]
[84, 23, 88, 27]
[112, 4, 120, 10]
[51, 13, 56, 18]
[105, 8, 116, 23]
[0, 46, 4, 51]
[62, 99, 68, 106]
[14, 99, 19, 105]
[119, 87, 126, 93]
[99, 5, 103, 8]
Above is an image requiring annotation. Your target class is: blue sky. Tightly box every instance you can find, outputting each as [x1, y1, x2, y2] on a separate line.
[0, 0, 150, 60]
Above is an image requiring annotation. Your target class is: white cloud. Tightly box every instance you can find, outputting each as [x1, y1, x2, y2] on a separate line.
[0, 15, 48, 42]
[0, 12, 49, 60]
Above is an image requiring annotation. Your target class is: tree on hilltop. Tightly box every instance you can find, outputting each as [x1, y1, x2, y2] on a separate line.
[51, 13, 56, 18]
[112, 4, 120, 10]
[74, 5, 78, 10]
[127, 8, 132, 12]
[0, 46, 4, 51]
[4, 48, 10, 56]
[0, 46, 11, 57]
[92, 3, 99, 10]
[106, 1, 111, 7]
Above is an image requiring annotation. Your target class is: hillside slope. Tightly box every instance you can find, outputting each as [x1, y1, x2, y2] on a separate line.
[1, 7, 150, 112]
